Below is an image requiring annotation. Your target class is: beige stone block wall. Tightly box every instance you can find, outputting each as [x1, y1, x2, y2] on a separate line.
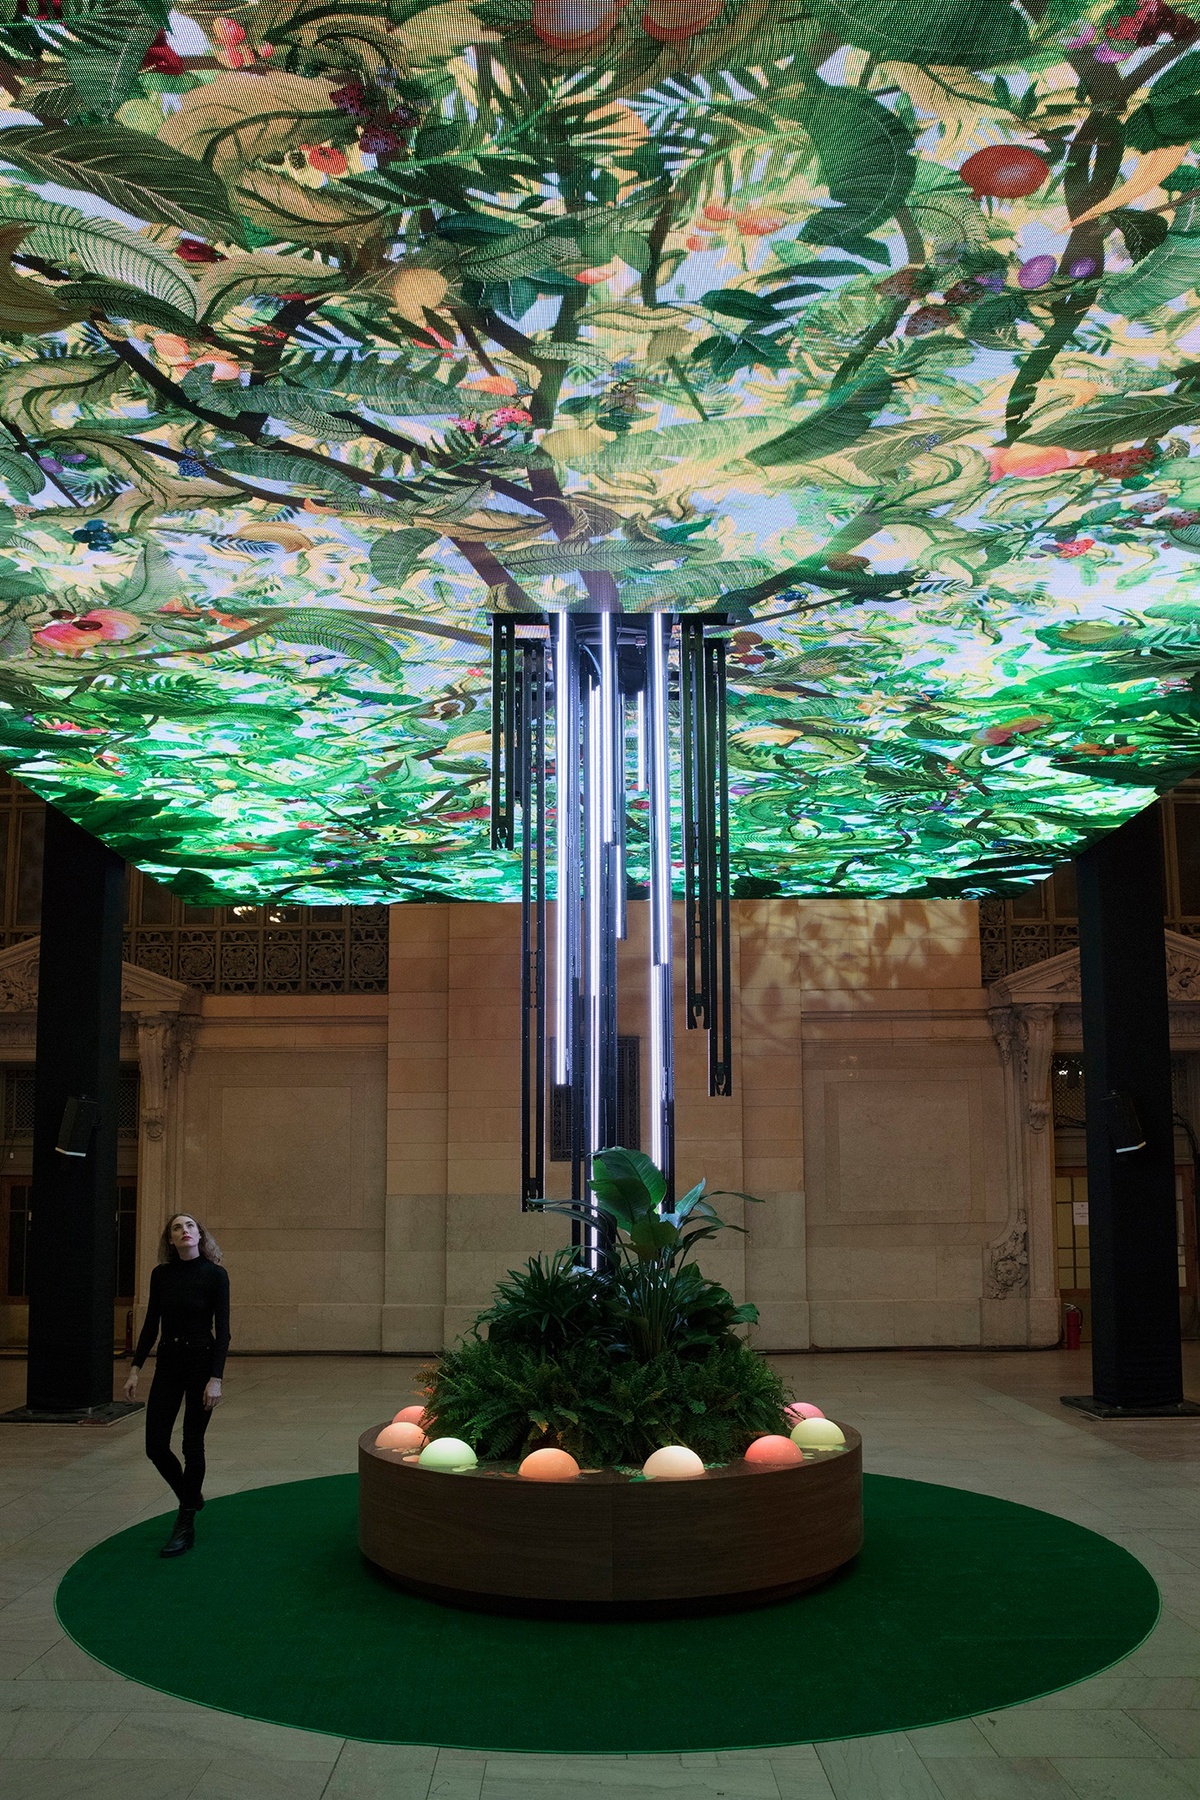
[176, 995, 387, 1353]
[385, 902, 571, 1351]
[800, 897, 1012, 1345]
[376, 894, 1031, 1352]
[159, 892, 1040, 1355]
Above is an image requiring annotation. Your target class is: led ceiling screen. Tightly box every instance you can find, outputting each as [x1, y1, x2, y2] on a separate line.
[0, 0, 1197, 901]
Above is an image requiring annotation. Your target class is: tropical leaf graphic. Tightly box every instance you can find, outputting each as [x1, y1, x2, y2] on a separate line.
[0, 125, 244, 242]
[0, 0, 1190, 902]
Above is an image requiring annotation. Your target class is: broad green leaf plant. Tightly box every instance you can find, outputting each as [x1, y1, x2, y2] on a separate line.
[427, 1147, 780, 1462]
[0, 0, 1196, 898]
[541, 1146, 761, 1360]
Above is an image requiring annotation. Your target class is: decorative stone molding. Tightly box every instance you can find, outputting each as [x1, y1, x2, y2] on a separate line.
[1023, 1004, 1058, 1132]
[986, 1001, 1058, 1130]
[135, 1014, 175, 1142]
[984, 1004, 1037, 1301]
[0, 937, 200, 1149]
[0, 955, 37, 1012]
[988, 929, 1200, 1009]
[0, 935, 199, 1022]
[985, 1217, 1029, 1299]
[988, 1005, 1019, 1068]
[1170, 941, 1200, 1000]
[0, 937, 202, 1321]
[984, 928, 1200, 1335]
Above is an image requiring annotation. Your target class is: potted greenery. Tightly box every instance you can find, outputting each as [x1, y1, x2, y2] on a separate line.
[423, 1148, 790, 1466]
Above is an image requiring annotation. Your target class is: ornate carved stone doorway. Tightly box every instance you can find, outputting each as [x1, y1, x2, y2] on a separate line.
[0, 939, 197, 1347]
[987, 932, 1200, 1347]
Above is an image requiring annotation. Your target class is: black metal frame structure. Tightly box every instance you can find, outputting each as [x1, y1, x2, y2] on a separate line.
[491, 612, 731, 1258]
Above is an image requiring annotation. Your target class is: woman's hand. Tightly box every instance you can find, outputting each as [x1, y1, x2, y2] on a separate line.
[204, 1378, 222, 1410]
[123, 1367, 139, 1402]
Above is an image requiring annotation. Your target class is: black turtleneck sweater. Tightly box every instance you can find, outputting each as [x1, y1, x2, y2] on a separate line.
[133, 1257, 231, 1376]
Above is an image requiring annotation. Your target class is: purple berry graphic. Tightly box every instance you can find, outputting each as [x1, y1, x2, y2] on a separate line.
[1017, 255, 1058, 289]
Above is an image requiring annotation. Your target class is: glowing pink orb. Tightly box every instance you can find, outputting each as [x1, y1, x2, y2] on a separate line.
[785, 1402, 825, 1422]
[518, 1447, 581, 1481]
[376, 1421, 426, 1452]
[392, 1405, 427, 1426]
[745, 1434, 803, 1466]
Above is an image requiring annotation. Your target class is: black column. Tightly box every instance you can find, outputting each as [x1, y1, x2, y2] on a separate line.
[24, 807, 125, 1414]
[1068, 804, 1192, 1417]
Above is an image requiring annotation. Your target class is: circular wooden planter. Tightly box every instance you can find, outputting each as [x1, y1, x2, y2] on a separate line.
[358, 1424, 863, 1619]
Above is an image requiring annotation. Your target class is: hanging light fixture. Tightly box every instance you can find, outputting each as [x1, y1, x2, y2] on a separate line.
[492, 611, 731, 1250]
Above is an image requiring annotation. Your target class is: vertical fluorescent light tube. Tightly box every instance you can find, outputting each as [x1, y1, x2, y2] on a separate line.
[615, 687, 627, 945]
[635, 689, 646, 792]
[553, 612, 570, 1087]
[648, 613, 673, 1175]
[587, 675, 603, 1194]
[600, 611, 615, 845]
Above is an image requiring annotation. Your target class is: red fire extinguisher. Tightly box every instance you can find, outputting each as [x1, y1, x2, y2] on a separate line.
[1063, 1303, 1082, 1351]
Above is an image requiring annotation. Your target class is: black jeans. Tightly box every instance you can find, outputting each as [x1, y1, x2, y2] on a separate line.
[144, 1343, 214, 1509]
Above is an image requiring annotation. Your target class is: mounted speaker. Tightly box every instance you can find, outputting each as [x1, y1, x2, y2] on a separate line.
[1103, 1091, 1146, 1156]
[56, 1096, 101, 1158]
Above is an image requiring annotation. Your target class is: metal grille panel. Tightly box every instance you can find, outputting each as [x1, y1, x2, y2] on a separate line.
[3, 1067, 138, 1138]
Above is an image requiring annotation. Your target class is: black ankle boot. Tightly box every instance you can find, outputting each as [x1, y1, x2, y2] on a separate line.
[160, 1508, 195, 1558]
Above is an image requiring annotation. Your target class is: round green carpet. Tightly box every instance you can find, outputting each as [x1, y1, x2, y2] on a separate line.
[55, 1472, 1159, 1754]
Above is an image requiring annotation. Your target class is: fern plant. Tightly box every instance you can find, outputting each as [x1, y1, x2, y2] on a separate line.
[421, 1148, 783, 1464]
[426, 1336, 788, 1467]
[476, 1247, 608, 1354]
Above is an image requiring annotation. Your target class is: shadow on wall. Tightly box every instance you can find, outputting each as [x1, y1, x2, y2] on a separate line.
[796, 900, 982, 995]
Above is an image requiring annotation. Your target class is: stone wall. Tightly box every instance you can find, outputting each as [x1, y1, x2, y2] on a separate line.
[105, 895, 1108, 1355]
[176, 994, 388, 1352]
[378, 897, 1017, 1354]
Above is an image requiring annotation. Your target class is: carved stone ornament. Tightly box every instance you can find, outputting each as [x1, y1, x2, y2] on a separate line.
[136, 1013, 175, 1142]
[0, 959, 37, 1011]
[1023, 1004, 1057, 1132]
[987, 1001, 1058, 1129]
[1167, 943, 1200, 1000]
[985, 1218, 1029, 1299]
[0, 938, 199, 1143]
[988, 1006, 1019, 1067]
[0, 936, 198, 1019]
[988, 929, 1200, 1010]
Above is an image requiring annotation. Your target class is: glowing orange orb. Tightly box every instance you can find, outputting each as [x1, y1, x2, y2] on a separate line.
[392, 1405, 427, 1425]
[376, 1421, 426, 1452]
[745, 1434, 803, 1466]
[518, 1447, 581, 1481]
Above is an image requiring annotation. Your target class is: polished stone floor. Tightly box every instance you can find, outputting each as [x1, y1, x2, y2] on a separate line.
[1, 1346, 1199, 1800]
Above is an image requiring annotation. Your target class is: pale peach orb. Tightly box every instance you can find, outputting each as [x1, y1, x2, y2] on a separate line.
[375, 1421, 426, 1451]
[392, 1405, 427, 1425]
[518, 1447, 581, 1481]
[785, 1402, 825, 1422]
[745, 1434, 803, 1466]
[643, 1445, 705, 1480]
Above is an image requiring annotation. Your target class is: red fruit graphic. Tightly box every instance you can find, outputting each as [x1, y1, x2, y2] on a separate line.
[959, 146, 1051, 199]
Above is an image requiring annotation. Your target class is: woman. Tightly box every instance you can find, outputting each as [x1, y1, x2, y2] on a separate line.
[123, 1213, 230, 1558]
